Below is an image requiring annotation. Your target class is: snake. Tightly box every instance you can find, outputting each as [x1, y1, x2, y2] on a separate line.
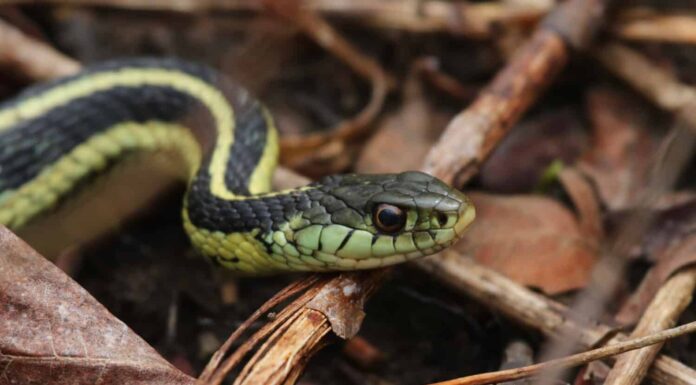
[0, 58, 475, 275]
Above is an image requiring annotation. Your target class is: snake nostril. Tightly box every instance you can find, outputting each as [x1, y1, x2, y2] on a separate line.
[436, 212, 448, 227]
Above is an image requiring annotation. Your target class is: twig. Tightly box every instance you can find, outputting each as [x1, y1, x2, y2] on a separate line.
[537, 119, 695, 384]
[232, 308, 331, 384]
[196, 275, 321, 383]
[201, 270, 389, 385]
[0, 18, 80, 80]
[533, 36, 696, 385]
[427, 320, 696, 385]
[413, 57, 479, 102]
[614, 11, 696, 44]
[416, 256, 696, 385]
[4, 0, 548, 37]
[423, 27, 566, 186]
[594, 43, 696, 125]
[265, 0, 391, 172]
[422, 0, 611, 186]
[199, 276, 327, 385]
[8, 0, 695, 45]
[603, 267, 696, 385]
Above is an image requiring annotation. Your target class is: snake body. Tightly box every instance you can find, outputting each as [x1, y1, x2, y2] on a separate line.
[0, 59, 475, 275]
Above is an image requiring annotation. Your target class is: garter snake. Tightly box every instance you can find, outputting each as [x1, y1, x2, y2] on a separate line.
[0, 58, 475, 275]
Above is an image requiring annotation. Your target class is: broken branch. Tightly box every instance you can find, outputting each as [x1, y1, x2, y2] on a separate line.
[428, 320, 696, 385]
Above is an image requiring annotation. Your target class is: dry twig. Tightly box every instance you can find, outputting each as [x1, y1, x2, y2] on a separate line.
[264, 0, 391, 174]
[594, 43, 696, 125]
[417, 256, 696, 385]
[614, 11, 696, 44]
[603, 267, 696, 385]
[4, 0, 548, 36]
[0, 18, 80, 80]
[199, 270, 389, 385]
[427, 320, 696, 385]
[9, 0, 695, 45]
[196, 275, 322, 384]
[422, 0, 610, 186]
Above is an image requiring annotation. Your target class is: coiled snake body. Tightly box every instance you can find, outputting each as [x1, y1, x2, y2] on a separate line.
[0, 59, 475, 274]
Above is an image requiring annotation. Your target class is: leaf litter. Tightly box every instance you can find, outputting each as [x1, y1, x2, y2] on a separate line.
[1, 2, 696, 384]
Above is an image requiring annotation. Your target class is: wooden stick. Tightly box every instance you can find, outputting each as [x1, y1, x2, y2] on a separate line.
[232, 308, 331, 384]
[422, 28, 566, 186]
[615, 13, 696, 44]
[416, 256, 696, 385]
[204, 270, 389, 385]
[263, 0, 391, 173]
[427, 320, 696, 385]
[594, 43, 696, 123]
[9, 0, 695, 44]
[422, 0, 610, 186]
[0, 18, 80, 80]
[3, 0, 548, 37]
[196, 276, 321, 383]
[603, 267, 696, 385]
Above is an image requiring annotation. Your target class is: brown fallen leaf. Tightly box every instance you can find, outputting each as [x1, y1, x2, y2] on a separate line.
[480, 107, 588, 193]
[616, 236, 696, 326]
[0, 226, 194, 385]
[615, 199, 696, 325]
[355, 64, 453, 174]
[454, 192, 598, 294]
[558, 167, 604, 243]
[640, 200, 696, 262]
[269, 0, 391, 174]
[342, 336, 385, 369]
[578, 86, 663, 210]
[574, 361, 611, 385]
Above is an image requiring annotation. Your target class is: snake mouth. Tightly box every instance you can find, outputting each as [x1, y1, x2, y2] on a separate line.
[453, 194, 476, 237]
[329, 247, 441, 271]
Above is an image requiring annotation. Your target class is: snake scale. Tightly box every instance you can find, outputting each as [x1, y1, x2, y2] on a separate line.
[0, 58, 475, 275]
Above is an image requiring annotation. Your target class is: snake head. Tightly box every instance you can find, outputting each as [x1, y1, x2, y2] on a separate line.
[282, 171, 475, 271]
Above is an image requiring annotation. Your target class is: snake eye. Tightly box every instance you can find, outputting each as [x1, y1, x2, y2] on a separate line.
[373, 204, 406, 233]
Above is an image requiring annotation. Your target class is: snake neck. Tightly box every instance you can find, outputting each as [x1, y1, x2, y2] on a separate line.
[0, 58, 278, 231]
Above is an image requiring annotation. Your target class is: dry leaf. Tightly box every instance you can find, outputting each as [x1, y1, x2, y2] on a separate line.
[454, 192, 597, 294]
[342, 336, 385, 369]
[616, 199, 696, 324]
[558, 167, 603, 242]
[578, 87, 663, 210]
[0, 226, 194, 385]
[355, 68, 452, 174]
[480, 107, 587, 193]
[616, 235, 696, 325]
[574, 361, 611, 385]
